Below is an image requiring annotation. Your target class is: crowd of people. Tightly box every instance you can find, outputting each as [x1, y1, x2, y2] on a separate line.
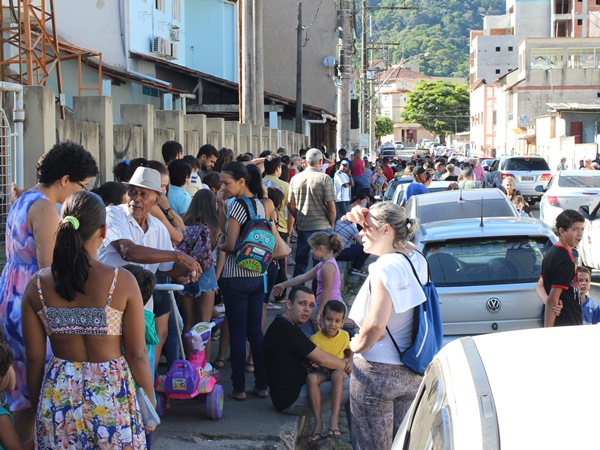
[2, 138, 596, 450]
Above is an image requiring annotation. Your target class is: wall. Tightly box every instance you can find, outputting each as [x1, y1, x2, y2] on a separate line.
[263, 0, 337, 114]
[472, 35, 521, 82]
[185, 0, 238, 82]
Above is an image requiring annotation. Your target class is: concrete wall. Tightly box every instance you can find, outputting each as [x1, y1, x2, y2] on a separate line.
[472, 35, 521, 82]
[263, 0, 337, 114]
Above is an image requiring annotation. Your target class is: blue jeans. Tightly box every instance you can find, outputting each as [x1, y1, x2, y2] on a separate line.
[294, 228, 333, 277]
[220, 276, 267, 393]
[336, 201, 350, 220]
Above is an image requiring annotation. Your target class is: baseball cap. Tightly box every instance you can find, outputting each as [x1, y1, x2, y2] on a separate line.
[341, 160, 350, 166]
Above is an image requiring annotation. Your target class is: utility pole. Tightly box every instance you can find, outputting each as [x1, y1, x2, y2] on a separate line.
[360, 0, 367, 137]
[336, 0, 351, 151]
[295, 2, 303, 134]
[240, 0, 255, 125]
[255, 0, 264, 127]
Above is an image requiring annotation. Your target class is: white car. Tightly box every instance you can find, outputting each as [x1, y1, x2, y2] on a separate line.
[404, 188, 518, 225]
[580, 200, 600, 270]
[394, 141, 404, 150]
[539, 170, 600, 230]
[392, 326, 600, 450]
[391, 180, 454, 205]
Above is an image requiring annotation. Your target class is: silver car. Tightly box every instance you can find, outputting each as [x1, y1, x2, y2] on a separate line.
[486, 155, 552, 203]
[539, 170, 600, 230]
[413, 217, 556, 341]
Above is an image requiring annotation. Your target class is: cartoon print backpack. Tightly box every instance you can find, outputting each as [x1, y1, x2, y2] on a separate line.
[230, 197, 275, 274]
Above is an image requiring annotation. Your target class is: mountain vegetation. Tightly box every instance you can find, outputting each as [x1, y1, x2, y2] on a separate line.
[362, 0, 505, 77]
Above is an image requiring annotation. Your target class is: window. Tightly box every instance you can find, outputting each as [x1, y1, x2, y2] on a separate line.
[577, 19, 583, 26]
[496, 47, 501, 52]
[558, 175, 600, 188]
[567, 48, 598, 68]
[531, 48, 563, 69]
[597, 92, 600, 98]
[155, 0, 165, 12]
[495, 69, 501, 74]
[508, 46, 513, 51]
[173, 0, 181, 21]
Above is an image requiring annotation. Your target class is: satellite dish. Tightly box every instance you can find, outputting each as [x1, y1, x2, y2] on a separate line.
[518, 115, 531, 126]
[323, 56, 336, 68]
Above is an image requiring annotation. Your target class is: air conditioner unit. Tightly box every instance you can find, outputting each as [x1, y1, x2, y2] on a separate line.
[151, 36, 168, 55]
[164, 42, 178, 60]
[170, 28, 180, 41]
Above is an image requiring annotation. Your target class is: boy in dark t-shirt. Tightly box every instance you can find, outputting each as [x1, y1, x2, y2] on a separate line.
[540, 209, 585, 327]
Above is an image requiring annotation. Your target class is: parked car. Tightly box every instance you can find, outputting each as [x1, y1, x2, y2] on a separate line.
[485, 155, 552, 204]
[394, 141, 404, 150]
[412, 217, 555, 340]
[380, 144, 397, 160]
[391, 180, 454, 205]
[404, 188, 518, 225]
[417, 139, 432, 150]
[392, 325, 600, 450]
[380, 176, 413, 202]
[538, 170, 600, 230]
[579, 200, 600, 270]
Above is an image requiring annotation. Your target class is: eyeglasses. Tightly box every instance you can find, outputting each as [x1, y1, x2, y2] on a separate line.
[75, 181, 87, 191]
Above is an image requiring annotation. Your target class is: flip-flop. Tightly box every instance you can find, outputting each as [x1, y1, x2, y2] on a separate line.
[328, 428, 342, 438]
[308, 432, 326, 443]
[246, 386, 269, 398]
[211, 358, 225, 370]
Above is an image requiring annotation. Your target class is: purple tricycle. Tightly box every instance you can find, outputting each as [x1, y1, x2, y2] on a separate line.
[153, 284, 224, 420]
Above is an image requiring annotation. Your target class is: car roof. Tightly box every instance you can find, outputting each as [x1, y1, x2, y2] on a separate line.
[418, 216, 555, 242]
[555, 170, 600, 177]
[411, 188, 508, 206]
[440, 326, 600, 448]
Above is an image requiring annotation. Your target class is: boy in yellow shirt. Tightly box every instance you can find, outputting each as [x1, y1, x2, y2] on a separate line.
[307, 300, 352, 442]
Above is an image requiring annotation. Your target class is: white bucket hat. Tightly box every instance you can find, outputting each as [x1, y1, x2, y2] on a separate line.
[126, 167, 163, 194]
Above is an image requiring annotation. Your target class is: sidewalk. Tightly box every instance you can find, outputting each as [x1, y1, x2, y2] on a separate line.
[152, 260, 371, 450]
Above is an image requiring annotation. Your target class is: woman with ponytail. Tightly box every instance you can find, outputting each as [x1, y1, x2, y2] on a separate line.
[217, 162, 277, 401]
[21, 190, 154, 448]
[0, 141, 98, 447]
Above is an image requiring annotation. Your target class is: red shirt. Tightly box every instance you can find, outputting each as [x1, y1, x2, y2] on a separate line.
[384, 165, 394, 181]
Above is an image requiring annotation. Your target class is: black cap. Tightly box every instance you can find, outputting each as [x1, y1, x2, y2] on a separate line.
[414, 167, 427, 176]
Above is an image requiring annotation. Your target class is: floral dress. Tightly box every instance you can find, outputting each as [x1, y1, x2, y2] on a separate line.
[0, 190, 51, 411]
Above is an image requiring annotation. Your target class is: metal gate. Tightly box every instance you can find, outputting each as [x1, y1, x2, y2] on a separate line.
[0, 107, 11, 245]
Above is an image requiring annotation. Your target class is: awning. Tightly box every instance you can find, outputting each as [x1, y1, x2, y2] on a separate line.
[519, 134, 536, 143]
[511, 127, 527, 134]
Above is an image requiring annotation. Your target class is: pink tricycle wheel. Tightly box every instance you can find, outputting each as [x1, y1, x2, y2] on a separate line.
[205, 384, 224, 420]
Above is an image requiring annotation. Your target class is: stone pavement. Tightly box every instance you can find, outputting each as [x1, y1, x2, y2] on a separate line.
[152, 261, 371, 450]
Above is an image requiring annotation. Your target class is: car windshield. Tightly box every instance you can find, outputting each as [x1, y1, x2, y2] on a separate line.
[423, 237, 552, 287]
[557, 175, 600, 188]
[417, 198, 515, 223]
[384, 178, 411, 201]
[504, 158, 550, 171]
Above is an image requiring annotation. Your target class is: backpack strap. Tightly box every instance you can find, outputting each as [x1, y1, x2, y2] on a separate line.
[397, 251, 432, 285]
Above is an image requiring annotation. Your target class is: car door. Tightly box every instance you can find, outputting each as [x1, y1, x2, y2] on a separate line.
[581, 216, 600, 270]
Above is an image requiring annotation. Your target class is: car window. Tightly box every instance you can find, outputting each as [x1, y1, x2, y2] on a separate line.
[423, 237, 552, 287]
[557, 175, 600, 188]
[504, 158, 550, 171]
[417, 198, 515, 224]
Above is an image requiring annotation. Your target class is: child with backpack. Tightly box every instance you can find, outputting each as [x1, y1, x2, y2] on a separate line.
[177, 189, 221, 358]
[272, 232, 345, 337]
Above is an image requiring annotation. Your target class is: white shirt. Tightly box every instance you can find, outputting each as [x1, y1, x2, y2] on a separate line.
[349, 251, 427, 365]
[333, 170, 351, 202]
[98, 204, 175, 275]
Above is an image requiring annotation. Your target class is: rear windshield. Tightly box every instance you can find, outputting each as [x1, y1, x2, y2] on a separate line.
[417, 198, 516, 224]
[558, 175, 600, 188]
[423, 237, 552, 287]
[504, 158, 550, 171]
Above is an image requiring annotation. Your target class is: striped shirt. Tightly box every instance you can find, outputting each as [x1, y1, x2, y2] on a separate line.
[222, 197, 267, 279]
[288, 168, 335, 231]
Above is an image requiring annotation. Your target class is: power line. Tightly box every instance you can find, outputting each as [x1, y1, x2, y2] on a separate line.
[302, 0, 325, 47]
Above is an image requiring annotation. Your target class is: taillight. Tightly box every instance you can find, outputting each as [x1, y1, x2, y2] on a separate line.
[540, 173, 552, 181]
[547, 196, 560, 207]
[501, 173, 515, 179]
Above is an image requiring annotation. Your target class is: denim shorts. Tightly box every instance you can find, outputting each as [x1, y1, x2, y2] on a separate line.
[181, 266, 218, 297]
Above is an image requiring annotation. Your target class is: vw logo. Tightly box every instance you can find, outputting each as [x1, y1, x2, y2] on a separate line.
[486, 297, 502, 313]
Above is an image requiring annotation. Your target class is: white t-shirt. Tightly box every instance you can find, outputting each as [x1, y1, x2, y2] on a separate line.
[98, 204, 175, 275]
[333, 171, 351, 202]
[349, 251, 427, 364]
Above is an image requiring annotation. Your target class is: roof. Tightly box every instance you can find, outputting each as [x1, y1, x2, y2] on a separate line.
[130, 52, 335, 117]
[547, 103, 600, 112]
[377, 66, 434, 83]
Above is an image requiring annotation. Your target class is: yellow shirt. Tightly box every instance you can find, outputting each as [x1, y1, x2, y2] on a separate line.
[310, 329, 350, 360]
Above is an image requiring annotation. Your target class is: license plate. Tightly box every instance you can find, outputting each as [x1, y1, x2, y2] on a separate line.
[521, 176, 534, 182]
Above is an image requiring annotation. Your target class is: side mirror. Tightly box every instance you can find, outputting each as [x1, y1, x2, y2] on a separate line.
[579, 205, 591, 220]
[534, 185, 545, 193]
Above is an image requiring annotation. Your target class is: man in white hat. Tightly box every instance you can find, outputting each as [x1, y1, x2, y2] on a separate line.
[98, 166, 201, 284]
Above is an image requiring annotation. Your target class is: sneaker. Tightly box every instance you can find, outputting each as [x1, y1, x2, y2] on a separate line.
[266, 303, 282, 310]
[351, 269, 367, 277]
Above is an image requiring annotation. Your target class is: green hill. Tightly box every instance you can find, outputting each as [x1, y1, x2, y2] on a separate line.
[364, 0, 505, 77]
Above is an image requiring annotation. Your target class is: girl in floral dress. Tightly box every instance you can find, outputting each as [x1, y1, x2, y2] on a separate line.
[21, 190, 154, 449]
[0, 141, 98, 446]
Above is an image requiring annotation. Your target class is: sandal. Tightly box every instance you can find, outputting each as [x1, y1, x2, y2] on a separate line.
[212, 358, 225, 370]
[246, 386, 269, 398]
[308, 432, 326, 443]
[229, 390, 246, 401]
[245, 363, 255, 373]
[328, 428, 342, 438]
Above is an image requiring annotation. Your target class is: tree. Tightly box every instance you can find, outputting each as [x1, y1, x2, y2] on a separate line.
[375, 115, 394, 139]
[402, 80, 470, 143]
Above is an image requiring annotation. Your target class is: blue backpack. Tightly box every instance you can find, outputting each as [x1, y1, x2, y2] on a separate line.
[386, 252, 443, 375]
[230, 197, 275, 274]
